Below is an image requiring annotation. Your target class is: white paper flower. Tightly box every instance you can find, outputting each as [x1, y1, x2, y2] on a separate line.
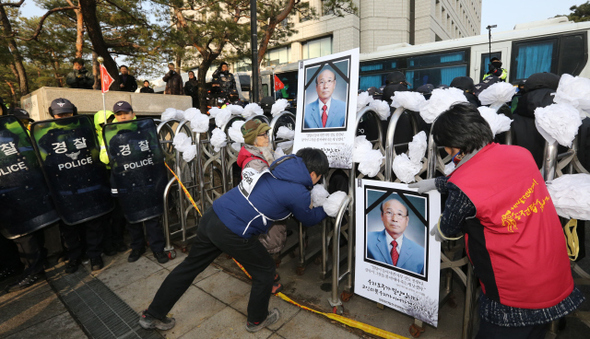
[182, 144, 197, 162]
[189, 113, 210, 133]
[208, 107, 221, 118]
[276, 126, 294, 139]
[173, 132, 192, 151]
[210, 128, 227, 152]
[357, 92, 374, 112]
[358, 149, 384, 177]
[408, 131, 427, 163]
[547, 173, 590, 220]
[353, 136, 373, 163]
[277, 140, 293, 151]
[369, 99, 391, 121]
[391, 91, 427, 112]
[215, 108, 232, 128]
[231, 142, 241, 152]
[478, 82, 516, 107]
[228, 120, 246, 143]
[183, 108, 201, 121]
[311, 184, 330, 208]
[323, 191, 348, 217]
[478, 106, 513, 137]
[242, 103, 264, 119]
[271, 99, 290, 116]
[534, 103, 582, 147]
[274, 147, 286, 158]
[161, 107, 178, 122]
[392, 153, 422, 183]
[420, 88, 467, 123]
[226, 104, 244, 116]
[554, 74, 590, 118]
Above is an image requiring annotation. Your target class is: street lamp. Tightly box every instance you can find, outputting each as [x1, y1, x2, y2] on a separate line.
[486, 24, 497, 64]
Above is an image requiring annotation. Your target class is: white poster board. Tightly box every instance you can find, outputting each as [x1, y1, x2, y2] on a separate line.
[293, 49, 359, 169]
[354, 179, 441, 327]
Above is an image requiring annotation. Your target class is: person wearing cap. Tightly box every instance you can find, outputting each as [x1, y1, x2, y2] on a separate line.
[163, 63, 184, 95]
[228, 88, 243, 107]
[66, 58, 95, 89]
[117, 65, 138, 92]
[105, 101, 169, 264]
[304, 69, 346, 129]
[237, 119, 286, 290]
[382, 71, 409, 105]
[450, 76, 481, 107]
[8, 107, 34, 130]
[483, 57, 508, 81]
[140, 148, 329, 333]
[212, 61, 236, 94]
[44, 98, 106, 273]
[140, 80, 155, 93]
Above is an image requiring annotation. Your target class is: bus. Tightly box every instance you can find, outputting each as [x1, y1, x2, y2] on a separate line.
[254, 17, 590, 102]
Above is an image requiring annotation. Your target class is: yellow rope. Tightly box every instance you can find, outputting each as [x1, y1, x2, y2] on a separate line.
[231, 258, 408, 339]
[165, 162, 202, 217]
[564, 219, 579, 261]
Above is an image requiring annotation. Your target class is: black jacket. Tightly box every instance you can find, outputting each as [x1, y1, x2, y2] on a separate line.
[118, 74, 138, 92]
[66, 67, 94, 89]
[163, 71, 184, 95]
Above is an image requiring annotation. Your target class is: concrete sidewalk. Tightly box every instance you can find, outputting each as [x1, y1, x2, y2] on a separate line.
[1, 241, 589, 339]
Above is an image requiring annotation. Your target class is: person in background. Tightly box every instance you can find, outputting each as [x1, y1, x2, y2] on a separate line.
[163, 63, 184, 95]
[118, 65, 138, 92]
[212, 61, 236, 94]
[140, 80, 154, 93]
[450, 76, 481, 107]
[66, 58, 94, 89]
[410, 103, 584, 339]
[8, 107, 34, 130]
[184, 71, 199, 108]
[483, 57, 507, 82]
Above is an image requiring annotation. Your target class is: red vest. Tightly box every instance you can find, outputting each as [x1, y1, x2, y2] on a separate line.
[448, 143, 573, 309]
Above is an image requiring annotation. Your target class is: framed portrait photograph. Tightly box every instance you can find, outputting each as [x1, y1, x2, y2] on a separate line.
[355, 179, 442, 327]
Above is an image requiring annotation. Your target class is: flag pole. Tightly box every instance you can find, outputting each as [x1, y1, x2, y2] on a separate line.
[97, 56, 107, 124]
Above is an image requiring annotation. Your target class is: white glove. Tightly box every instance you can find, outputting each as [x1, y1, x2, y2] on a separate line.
[408, 178, 436, 194]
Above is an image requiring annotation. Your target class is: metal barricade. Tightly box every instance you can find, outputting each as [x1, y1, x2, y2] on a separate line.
[384, 107, 420, 182]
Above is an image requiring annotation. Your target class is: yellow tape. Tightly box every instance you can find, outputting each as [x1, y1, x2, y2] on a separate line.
[232, 258, 408, 339]
[564, 219, 579, 261]
[165, 162, 202, 217]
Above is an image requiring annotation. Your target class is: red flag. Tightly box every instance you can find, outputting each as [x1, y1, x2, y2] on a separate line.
[100, 64, 114, 93]
[274, 75, 285, 91]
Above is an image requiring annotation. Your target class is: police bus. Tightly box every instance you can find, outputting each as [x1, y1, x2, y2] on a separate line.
[255, 17, 590, 102]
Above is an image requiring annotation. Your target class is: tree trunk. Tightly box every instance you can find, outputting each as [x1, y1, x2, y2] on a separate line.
[197, 61, 212, 114]
[79, 0, 120, 90]
[74, 3, 84, 58]
[0, 5, 29, 96]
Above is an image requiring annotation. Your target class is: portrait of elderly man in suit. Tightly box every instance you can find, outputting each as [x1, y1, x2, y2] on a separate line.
[304, 69, 346, 129]
[367, 198, 425, 275]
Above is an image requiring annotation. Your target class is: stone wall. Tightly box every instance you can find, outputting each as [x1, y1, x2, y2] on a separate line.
[21, 87, 192, 121]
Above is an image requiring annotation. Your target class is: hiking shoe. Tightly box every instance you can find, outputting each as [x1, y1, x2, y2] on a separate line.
[153, 251, 169, 264]
[90, 256, 104, 271]
[128, 248, 146, 262]
[245, 308, 280, 333]
[139, 310, 175, 331]
[5, 272, 45, 293]
[65, 258, 81, 274]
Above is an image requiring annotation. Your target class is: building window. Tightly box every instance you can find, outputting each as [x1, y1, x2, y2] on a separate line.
[302, 36, 332, 59]
[266, 46, 291, 66]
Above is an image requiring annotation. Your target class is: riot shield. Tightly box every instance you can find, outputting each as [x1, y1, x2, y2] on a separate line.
[31, 115, 114, 225]
[0, 116, 60, 239]
[103, 118, 166, 223]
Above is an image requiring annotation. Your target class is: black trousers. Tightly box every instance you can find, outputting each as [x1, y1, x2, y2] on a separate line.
[13, 231, 46, 275]
[0, 234, 24, 271]
[477, 318, 549, 339]
[60, 215, 105, 261]
[103, 202, 126, 250]
[147, 208, 275, 323]
[127, 216, 165, 253]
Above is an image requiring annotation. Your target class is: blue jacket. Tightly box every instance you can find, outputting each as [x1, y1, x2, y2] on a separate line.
[304, 98, 346, 128]
[213, 155, 327, 238]
[367, 229, 424, 275]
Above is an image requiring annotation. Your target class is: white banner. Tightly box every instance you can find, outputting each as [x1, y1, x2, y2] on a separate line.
[293, 49, 359, 169]
[354, 179, 441, 327]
